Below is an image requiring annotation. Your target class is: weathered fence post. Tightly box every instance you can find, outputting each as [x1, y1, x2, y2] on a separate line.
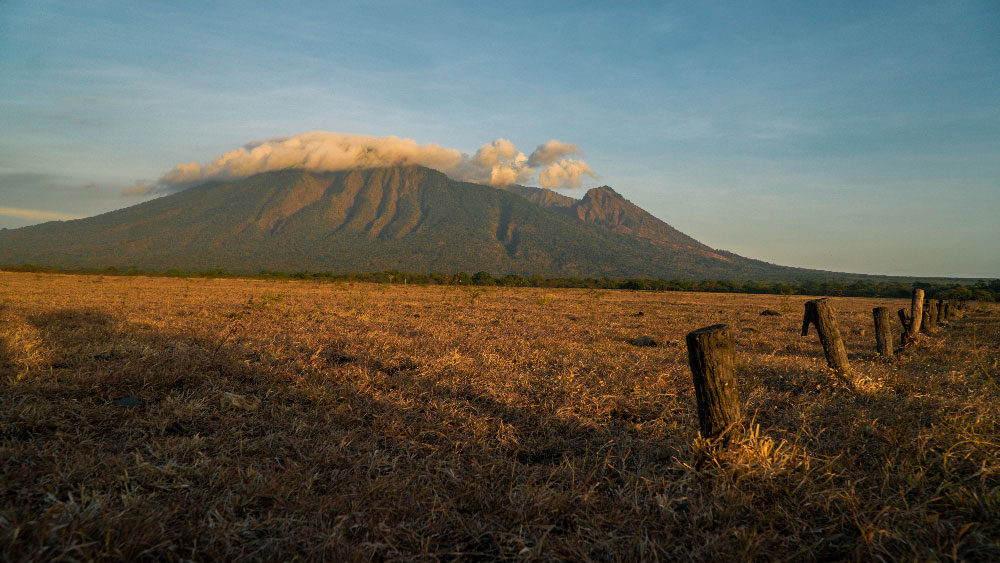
[686, 324, 741, 442]
[921, 309, 936, 335]
[802, 298, 850, 373]
[872, 307, 894, 359]
[937, 300, 945, 324]
[943, 301, 951, 322]
[909, 289, 924, 336]
[897, 308, 912, 345]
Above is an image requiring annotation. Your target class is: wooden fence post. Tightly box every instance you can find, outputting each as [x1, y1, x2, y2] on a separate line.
[921, 309, 935, 335]
[943, 301, 951, 322]
[872, 307, 894, 359]
[897, 308, 912, 345]
[802, 298, 850, 373]
[936, 300, 945, 325]
[686, 324, 741, 442]
[910, 289, 924, 336]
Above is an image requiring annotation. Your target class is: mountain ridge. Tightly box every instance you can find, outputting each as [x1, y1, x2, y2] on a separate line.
[0, 165, 819, 279]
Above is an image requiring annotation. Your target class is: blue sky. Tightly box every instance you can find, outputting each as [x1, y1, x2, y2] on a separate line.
[1, 1, 997, 277]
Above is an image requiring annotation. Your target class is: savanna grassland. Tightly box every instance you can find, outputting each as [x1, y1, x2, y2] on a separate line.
[1, 272, 998, 561]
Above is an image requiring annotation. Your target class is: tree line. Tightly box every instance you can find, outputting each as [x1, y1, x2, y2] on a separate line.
[4, 264, 997, 302]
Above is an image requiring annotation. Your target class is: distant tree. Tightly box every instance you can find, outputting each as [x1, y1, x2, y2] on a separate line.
[498, 274, 530, 287]
[453, 272, 472, 285]
[621, 279, 650, 290]
[946, 287, 974, 301]
[471, 271, 495, 286]
[973, 289, 995, 302]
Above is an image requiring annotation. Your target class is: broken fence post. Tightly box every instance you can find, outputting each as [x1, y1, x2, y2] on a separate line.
[897, 308, 910, 330]
[921, 309, 936, 335]
[872, 307, 894, 359]
[802, 298, 850, 373]
[897, 309, 913, 345]
[685, 324, 741, 442]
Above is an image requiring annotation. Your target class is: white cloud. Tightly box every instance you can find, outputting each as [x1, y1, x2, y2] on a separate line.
[129, 131, 598, 194]
[538, 159, 597, 189]
[527, 140, 582, 166]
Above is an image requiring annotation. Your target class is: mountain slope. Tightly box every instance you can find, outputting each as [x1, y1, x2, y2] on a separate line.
[0, 166, 810, 279]
[502, 183, 731, 261]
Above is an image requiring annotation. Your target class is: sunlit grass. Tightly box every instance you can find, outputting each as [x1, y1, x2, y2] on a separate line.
[1, 271, 998, 559]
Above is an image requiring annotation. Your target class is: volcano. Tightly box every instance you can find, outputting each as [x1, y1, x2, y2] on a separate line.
[0, 165, 817, 279]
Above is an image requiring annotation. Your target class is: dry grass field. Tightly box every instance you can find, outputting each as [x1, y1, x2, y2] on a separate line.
[1, 271, 998, 561]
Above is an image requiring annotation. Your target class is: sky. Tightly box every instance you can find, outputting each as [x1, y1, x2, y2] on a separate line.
[1, 1, 998, 278]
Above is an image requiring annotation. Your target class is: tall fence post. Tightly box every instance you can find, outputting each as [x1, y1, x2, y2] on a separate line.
[910, 289, 924, 336]
[872, 307, 894, 359]
[937, 300, 945, 324]
[943, 301, 951, 322]
[686, 324, 741, 442]
[802, 298, 850, 373]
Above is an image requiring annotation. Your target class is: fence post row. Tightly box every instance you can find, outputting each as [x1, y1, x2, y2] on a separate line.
[685, 296, 970, 442]
[802, 298, 850, 373]
[686, 324, 741, 442]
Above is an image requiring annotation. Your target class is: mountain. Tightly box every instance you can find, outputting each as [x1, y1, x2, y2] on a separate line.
[0, 165, 816, 279]
[501, 184, 732, 261]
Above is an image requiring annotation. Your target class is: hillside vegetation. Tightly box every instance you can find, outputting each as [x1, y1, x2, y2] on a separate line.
[1, 272, 998, 559]
[0, 166, 814, 279]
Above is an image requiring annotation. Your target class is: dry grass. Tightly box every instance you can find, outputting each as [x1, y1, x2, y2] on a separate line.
[1, 272, 998, 561]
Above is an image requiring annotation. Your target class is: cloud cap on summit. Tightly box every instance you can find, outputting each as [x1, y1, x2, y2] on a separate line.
[129, 132, 599, 195]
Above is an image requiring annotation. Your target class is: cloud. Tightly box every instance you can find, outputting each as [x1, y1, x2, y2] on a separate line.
[0, 206, 83, 221]
[123, 181, 156, 196]
[461, 139, 534, 186]
[473, 138, 523, 167]
[527, 140, 582, 166]
[538, 159, 597, 189]
[129, 131, 597, 194]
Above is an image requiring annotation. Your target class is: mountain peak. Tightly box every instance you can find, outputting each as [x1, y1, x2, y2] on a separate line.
[582, 185, 623, 201]
[0, 165, 799, 278]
